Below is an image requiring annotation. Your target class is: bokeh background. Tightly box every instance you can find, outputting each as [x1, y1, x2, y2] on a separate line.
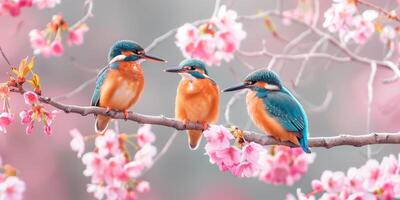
[0, 0, 399, 199]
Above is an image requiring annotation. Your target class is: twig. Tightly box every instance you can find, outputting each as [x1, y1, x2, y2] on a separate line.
[357, 0, 400, 23]
[294, 36, 326, 86]
[70, 0, 94, 30]
[0, 46, 11, 67]
[53, 77, 96, 101]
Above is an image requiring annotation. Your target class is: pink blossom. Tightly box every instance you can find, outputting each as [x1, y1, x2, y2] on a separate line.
[203, 125, 233, 151]
[0, 0, 32, 17]
[233, 142, 265, 177]
[0, 176, 26, 200]
[50, 40, 64, 56]
[23, 91, 38, 105]
[175, 5, 245, 66]
[124, 161, 145, 178]
[134, 144, 157, 168]
[0, 112, 13, 133]
[80, 127, 157, 200]
[33, 0, 60, 9]
[320, 170, 346, 193]
[29, 29, 52, 57]
[95, 130, 121, 157]
[136, 124, 155, 147]
[136, 181, 150, 193]
[259, 146, 315, 186]
[70, 129, 85, 158]
[288, 153, 400, 199]
[380, 25, 396, 43]
[67, 25, 89, 46]
[82, 152, 107, 178]
[345, 15, 375, 44]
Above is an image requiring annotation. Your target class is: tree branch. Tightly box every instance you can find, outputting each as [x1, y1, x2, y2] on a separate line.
[9, 86, 400, 149]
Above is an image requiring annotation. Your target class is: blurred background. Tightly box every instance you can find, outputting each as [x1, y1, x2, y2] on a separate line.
[0, 0, 399, 199]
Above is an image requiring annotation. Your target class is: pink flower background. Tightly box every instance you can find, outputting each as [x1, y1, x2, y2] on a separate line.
[0, 0, 400, 199]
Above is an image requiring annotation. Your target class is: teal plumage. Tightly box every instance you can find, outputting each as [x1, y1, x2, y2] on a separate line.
[256, 87, 310, 153]
[91, 66, 110, 107]
[223, 69, 311, 153]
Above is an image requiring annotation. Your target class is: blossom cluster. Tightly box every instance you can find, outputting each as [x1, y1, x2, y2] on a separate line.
[19, 91, 57, 135]
[29, 15, 88, 57]
[0, 0, 60, 17]
[70, 125, 157, 200]
[175, 5, 246, 66]
[287, 154, 400, 200]
[0, 56, 51, 135]
[203, 125, 315, 185]
[323, 0, 379, 44]
[0, 156, 26, 200]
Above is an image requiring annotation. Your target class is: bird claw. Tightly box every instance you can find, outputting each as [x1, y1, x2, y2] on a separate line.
[201, 122, 209, 131]
[123, 110, 129, 120]
[106, 107, 112, 113]
[182, 119, 190, 128]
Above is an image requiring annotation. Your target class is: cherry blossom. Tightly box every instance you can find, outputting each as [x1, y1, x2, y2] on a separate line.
[136, 181, 150, 193]
[258, 146, 315, 186]
[203, 125, 315, 185]
[323, 0, 380, 44]
[0, 0, 32, 17]
[288, 153, 400, 199]
[67, 24, 89, 46]
[29, 15, 89, 57]
[175, 5, 246, 66]
[0, 156, 26, 200]
[19, 91, 57, 135]
[70, 129, 85, 158]
[0, 112, 13, 133]
[136, 124, 155, 147]
[74, 126, 158, 200]
[33, 0, 60, 10]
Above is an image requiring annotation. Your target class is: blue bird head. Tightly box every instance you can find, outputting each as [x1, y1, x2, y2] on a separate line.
[108, 40, 166, 63]
[164, 59, 209, 79]
[223, 69, 283, 92]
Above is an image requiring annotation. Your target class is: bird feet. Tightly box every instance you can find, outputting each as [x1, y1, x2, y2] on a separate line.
[201, 122, 209, 131]
[123, 110, 129, 120]
[181, 120, 209, 130]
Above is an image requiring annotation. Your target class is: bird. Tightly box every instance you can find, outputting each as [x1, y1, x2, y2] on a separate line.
[165, 59, 219, 150]
[91, 40, 166, 134]
[223, 69, 311, 153]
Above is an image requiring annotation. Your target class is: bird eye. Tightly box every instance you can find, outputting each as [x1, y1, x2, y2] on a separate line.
[183, 66, 194, 70]
[247, 81, 255, 85]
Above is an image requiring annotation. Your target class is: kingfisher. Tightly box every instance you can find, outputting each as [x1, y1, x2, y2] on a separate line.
[91, 40, 166, 134]
[223, 69, 311, 153]
[165, 59, 219, 150]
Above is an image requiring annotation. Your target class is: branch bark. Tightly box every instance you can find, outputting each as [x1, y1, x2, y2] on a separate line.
[10, 87, 400, 149]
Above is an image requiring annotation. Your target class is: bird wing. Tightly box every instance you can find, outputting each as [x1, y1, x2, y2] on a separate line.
[91, 66, 110, 107]
[259, 91, 306, 136]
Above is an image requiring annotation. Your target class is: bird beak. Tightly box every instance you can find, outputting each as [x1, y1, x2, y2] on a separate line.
[142, 54, 167, 62]
[164, 68, 185, 73]
[223, 83, 252, 92]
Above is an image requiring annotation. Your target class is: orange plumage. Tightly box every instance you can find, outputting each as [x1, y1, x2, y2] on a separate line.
[95, 61, 144, 132]
[175, 78, 219, 150]
[246, 91, 299, 145]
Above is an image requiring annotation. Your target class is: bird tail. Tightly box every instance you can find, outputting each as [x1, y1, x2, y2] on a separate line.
[299, 129, 311, 153]
[95, 115, 110, 134]
[187, 130, 202, 150]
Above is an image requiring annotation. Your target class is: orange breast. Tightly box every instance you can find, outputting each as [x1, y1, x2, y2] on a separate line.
[246, 91, 299, 145]
[175, 78, 219, 124]
[99, 62, 144, 111]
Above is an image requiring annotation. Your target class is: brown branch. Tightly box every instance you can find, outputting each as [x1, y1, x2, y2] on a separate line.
[9, 86, 400, 149]
[357, 0, 400, 23]
[245, 132, 400, 149]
